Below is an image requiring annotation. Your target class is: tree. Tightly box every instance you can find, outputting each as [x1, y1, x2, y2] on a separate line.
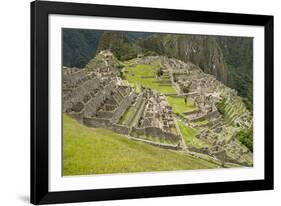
[156, 67, 163, 78]
[235, 127, 253, 152]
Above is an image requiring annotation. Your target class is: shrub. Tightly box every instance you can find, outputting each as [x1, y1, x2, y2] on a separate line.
[235, 127, 253, 152]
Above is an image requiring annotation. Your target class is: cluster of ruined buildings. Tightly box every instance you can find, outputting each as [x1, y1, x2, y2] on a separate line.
[162, 57, 253, 165]
[63, 51, 180, 146]
[63, 50, 253, 166]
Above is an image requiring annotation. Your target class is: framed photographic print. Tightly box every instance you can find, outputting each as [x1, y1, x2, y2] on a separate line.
[31, 0, 274, 204]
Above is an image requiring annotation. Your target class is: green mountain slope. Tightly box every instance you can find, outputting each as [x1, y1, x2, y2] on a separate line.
[63, 114, 218, 176]
[62, 28, 102, 68]
[96, 31, 144, 61]
[63, 29, 152, 67]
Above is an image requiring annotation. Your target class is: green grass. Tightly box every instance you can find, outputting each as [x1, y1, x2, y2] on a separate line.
[123, 61, 177, 94]
[193, 119, 209, 127]
[177, 121, 210, 149]
[167, 96, 197, 118]
[119, 106, 134, 125]
[130, 100, 146, 127]
[139, 134, 179, 145]
[63, 114, 217, 176]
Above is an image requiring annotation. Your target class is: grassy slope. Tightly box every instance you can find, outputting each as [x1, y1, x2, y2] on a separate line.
[167, 96, 197, 117]
[177, 121, 210, 149]
[123, 61, 176, 94]
[63, 114, 217, 176]
[193, 119, 209, 127]
[123, 60, 198, 118]
[118, 106, 134, 125]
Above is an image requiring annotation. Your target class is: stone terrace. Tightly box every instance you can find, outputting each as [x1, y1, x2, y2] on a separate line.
[132, 89, 180, 142]
[161, 57, 253, 166]
[63, 51, 253, 166]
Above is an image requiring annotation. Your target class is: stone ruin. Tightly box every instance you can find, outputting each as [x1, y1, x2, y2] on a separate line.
[63, 51, 180, 146]
[132, 89, 180, 142]
[63, 51, 253, 166]
[160, 56, 253, 166]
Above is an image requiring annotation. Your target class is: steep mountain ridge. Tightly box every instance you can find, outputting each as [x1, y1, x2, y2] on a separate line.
[63, 28, 102, 68]
[63, 30, 151, 67]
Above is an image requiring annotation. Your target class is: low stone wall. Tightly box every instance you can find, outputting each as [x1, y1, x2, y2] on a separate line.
[111, 124, 130, 135]
[68, 110, 84, 123]
[129, 137, 180, 150]
[188, 146, 211, 155]
[145, 127, 179, 140]
[97, 111, 114, 119]
[224, 154, 251, 167]
[189, 111, 219, 122]
[83, 117, 111, 128]
[191, 115, 207, 122]
[184, 110, 198, 116]
[131, 126, 179, 141]
[131, 127, 145, 136]
[83, 117, 131, 135]
[164, 93, 179, 97]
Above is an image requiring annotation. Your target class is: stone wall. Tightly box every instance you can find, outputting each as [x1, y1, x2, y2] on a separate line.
[145, 127, 180, 140]
[63, 77, 101, 112]
[111, 124, 131, 135]
[130, 136, 180, 150]
[83, 80, 116, 117]
[83, 118, 131, 135]
[63, 69, 88, 84]
[184, 110, 198, 116]
[111, 92, 136, 123]
[83, 117, 111, 128]
[205, 111, 220, 120]
[188, 146, 211, 155]
[127, 93, 144, 124]
[131, 126, 180, 141]
[69, 111, 84, 123]
[96, 111, 114, 119]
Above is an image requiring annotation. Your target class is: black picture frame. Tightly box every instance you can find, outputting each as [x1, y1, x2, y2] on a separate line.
[31, 0, 274, 204]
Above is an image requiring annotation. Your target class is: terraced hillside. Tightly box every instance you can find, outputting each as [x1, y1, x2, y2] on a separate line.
[63, 50, 253, 176]
[122, 58, 177, 94]
[120, 55, 253, 165]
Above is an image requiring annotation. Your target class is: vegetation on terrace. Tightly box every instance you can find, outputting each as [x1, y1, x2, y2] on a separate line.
[167, 96, 197, 118]
[134, 133, 180, 145]
[118, 106, 134, 125]
[122, 60, 177, 94]
[235, 127, 253, 152]
[193, 119, 209, 127]
[177, 121, 210, 149]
